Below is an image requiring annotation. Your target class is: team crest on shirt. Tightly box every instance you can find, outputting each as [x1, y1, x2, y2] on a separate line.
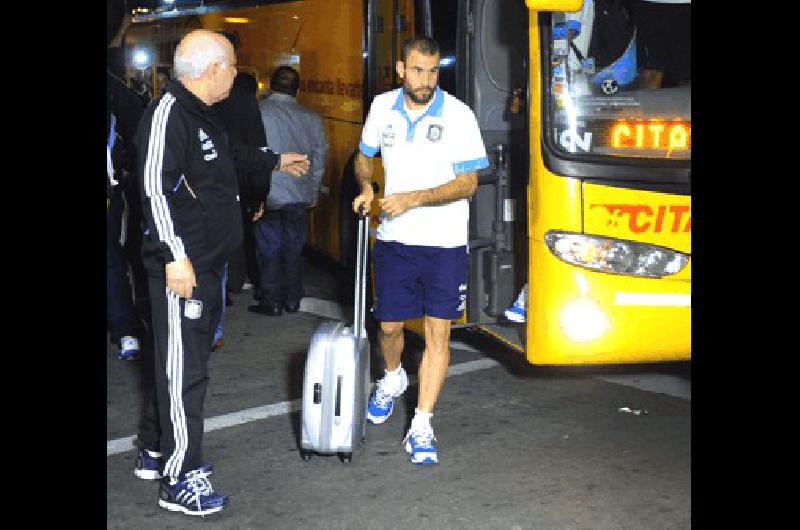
[382, 125, 395, 147]
[427, 124, 444, 143]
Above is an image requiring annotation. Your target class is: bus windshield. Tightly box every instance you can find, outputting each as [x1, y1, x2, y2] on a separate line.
[546, 2, 690, 160]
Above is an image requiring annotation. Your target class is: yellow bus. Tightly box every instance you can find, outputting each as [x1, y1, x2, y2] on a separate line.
[123, 0, 690, 365]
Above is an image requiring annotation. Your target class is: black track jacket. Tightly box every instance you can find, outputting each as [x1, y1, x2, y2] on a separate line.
[212, 72, 268, 214]
[135, 79, 278, 274]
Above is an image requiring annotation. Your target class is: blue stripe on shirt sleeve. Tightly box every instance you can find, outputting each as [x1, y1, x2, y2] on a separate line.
[453, 156, 490, 175]
[359, 141, 379, 158]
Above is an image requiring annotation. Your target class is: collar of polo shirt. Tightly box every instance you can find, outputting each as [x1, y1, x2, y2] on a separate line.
[392, 87, 445, 142]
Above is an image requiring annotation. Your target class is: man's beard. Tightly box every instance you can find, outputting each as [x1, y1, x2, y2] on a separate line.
[404, 81, 435, 105]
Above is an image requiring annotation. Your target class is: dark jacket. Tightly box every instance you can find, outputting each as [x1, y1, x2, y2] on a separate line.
[107, 71, 144, 196]
[212, 72, 269, 214]
[135, 79, 278, 274]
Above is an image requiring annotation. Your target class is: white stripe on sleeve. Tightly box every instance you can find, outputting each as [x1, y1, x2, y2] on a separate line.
[144, 93, 187, 262]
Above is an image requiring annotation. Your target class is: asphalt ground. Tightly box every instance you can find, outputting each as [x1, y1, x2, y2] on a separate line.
[107, 258, 691, 529]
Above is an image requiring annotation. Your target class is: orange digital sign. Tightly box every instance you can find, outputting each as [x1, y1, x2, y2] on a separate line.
[611, 120, 690, 150]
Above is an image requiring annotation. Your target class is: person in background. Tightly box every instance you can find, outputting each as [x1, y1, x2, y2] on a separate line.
[213, 34, 268, 296]
[248, 65, 328, 317]
[107, 48, 147, 361]
[210, 33, 270, 347]
[108, 0, 165, 490]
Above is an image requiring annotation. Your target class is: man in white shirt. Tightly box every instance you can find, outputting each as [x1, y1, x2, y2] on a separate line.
[352, 36, 488, 465]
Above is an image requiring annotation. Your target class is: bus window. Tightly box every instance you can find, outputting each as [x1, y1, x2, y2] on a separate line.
[545, 2, 690, 160]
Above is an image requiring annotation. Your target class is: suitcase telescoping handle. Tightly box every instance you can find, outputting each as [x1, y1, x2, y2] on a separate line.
[353, 207, 369, 342]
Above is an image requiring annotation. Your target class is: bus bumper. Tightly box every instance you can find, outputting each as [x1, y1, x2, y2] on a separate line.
[527, 239, 691, 365]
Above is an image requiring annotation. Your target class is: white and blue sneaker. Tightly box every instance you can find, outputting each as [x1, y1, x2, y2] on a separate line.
[118, 336, 141, 361]
[134, 449, 162, 480]
[158, 466, 228, 517]
[403, 427, 439, 465]
[366, 368, 409, 425]
[504, 285, 527, 323]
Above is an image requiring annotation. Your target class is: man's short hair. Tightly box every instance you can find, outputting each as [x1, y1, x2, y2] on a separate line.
[237, 72, 258, 97]
[270, 66, 300, 96]
[174, 31, 229, 80]
[401, 36, 440, 62]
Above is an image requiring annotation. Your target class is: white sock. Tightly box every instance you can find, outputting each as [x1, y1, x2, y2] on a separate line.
[411, 408, 433, 433]
[380, 364, 404, 394]
[385, 364, 403, 377]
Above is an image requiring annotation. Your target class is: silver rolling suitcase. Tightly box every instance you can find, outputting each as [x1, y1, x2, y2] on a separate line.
[300, 213, 370, 463]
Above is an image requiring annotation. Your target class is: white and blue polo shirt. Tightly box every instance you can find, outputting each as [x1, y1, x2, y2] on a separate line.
[359, 87, 489, 248]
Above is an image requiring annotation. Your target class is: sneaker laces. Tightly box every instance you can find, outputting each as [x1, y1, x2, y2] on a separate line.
[184, 469, 214, 513]
[407, 428, 435, 449]
[372, 379, 395, 407]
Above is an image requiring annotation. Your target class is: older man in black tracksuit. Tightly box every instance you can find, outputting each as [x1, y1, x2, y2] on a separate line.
[134, 30, 307, 516]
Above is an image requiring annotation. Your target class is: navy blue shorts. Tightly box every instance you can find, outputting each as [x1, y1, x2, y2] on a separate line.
[372, 240, 468, 321]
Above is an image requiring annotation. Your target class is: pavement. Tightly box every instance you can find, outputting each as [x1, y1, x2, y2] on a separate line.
[107, 257, 691, 529]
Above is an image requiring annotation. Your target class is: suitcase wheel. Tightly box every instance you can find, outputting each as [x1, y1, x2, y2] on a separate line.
[338, 452, 352, 463]
[300, 449, 313, 461]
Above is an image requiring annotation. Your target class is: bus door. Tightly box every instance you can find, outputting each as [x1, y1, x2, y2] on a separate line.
[459, 0, 530, 351]
[336, 0, 416, 304]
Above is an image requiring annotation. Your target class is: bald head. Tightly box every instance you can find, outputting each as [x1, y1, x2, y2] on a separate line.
[174, 29, 237, 105]
[174, 30, 233, 80]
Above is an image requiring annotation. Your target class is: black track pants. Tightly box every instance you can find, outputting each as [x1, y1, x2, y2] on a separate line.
[147, 268, 223, 480]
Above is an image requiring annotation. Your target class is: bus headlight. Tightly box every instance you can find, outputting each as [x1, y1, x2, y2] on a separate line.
[560, 298, 610, 342]
[544, 231, 688, 278]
